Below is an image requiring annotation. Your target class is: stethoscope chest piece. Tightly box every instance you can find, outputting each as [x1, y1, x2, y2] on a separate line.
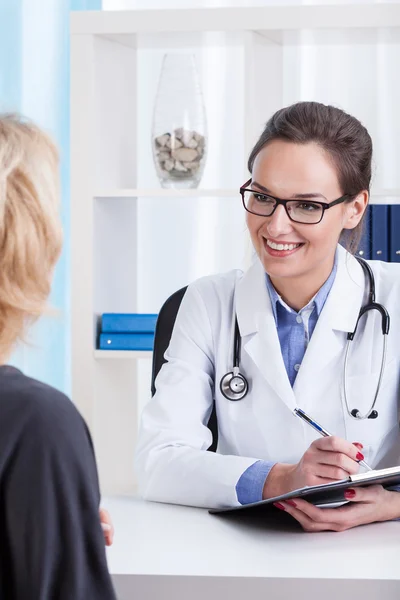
[220, 368, 248, 401]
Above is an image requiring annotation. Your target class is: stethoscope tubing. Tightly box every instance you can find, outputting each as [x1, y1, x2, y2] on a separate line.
[342, 329, 387, 420]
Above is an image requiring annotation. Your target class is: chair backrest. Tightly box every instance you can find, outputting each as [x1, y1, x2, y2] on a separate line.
[151, 286, 218, 452]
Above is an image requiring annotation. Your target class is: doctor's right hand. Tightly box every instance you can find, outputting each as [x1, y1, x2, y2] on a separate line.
[263, 437, 365, 499]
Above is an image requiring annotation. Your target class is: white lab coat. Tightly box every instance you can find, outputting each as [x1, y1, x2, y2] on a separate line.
[135, 245, 400, 509]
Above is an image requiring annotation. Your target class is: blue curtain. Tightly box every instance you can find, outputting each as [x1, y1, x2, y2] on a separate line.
[0, 0, 102, 394]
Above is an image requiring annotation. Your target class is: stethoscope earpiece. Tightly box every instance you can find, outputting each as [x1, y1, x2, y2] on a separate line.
[351, 408, 379, 420]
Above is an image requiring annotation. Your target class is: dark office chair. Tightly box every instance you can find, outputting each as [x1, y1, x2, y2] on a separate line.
[151, 286, 218, 452]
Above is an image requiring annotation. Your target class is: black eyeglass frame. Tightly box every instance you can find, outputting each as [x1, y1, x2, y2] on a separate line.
[240, 178, 351, 225]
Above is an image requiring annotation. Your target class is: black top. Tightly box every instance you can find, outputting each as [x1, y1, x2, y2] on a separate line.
[0, 366, 116, 599]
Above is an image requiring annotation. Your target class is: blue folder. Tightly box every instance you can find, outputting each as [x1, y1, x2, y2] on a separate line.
[389, 205, 400, 263]
[371, 205, 389, 262]
[101, 313, 158, 333]
[355, 205, 371, 260]
[99, 333, 154, 351]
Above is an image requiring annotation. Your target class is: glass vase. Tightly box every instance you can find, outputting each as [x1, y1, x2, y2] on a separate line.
[152, 53, 207, 189]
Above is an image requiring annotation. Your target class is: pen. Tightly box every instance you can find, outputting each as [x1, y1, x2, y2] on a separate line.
[293, 407, 372, 471]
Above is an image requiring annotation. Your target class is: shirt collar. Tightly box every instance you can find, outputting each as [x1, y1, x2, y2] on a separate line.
[265, 249, 338, 320]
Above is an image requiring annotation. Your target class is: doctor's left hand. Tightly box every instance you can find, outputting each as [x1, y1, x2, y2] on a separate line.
[99, 507, 114, 546]
[274, 485, 400, 532]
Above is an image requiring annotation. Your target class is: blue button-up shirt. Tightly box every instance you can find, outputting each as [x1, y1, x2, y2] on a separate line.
[236, 255, 338, 504]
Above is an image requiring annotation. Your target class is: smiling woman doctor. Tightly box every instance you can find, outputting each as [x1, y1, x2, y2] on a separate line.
[135, 101, 400, 532]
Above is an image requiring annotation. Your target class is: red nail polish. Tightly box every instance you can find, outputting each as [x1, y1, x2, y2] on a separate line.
[344, 489, 356, 499]
[273, 502, 286, 511]
[353, 442, 363, 450]
[286, 499, 297, 508]
[356, 452, 364, 461]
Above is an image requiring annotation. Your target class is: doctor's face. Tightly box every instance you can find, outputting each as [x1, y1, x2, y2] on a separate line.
[246, 140, 363, 289]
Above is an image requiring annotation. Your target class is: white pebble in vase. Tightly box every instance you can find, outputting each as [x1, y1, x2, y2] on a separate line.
[152, 54, 207, 189]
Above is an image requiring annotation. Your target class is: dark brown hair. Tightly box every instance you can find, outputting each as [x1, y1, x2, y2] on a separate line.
[248, 101, 372, 254]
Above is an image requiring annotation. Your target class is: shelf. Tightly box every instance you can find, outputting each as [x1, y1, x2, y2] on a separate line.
[94, 350, 153, 359]
[371, 189, 400, 197]
[71, 5, 400, 37]
[94, 189, 238, 198]
[93, 188, 400, 201]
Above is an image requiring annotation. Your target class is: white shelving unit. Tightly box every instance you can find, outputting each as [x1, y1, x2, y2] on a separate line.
[72, 4, 400, 34]
[95, 188, 400, 200]
[94, 188, 239, 198]
[70, 4, 400, 496]
[94, 350, 152, 359]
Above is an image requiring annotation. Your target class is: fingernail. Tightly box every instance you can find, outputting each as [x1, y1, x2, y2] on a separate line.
[344, 489, 356, 499]
[286, 499, 297, 508]
[353, 442, 363, 449]
[101, 523, 111, 531]
[356, 452, 364, 461]
[273, 502, 286, 511]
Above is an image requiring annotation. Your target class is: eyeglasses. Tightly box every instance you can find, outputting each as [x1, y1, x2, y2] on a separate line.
[240, 179, 350, 225]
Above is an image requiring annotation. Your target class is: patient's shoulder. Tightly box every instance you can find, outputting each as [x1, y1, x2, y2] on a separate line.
[0, 365, 85, 438]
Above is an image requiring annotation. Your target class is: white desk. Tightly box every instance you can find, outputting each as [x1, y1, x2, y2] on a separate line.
[104, 496, 400, 600]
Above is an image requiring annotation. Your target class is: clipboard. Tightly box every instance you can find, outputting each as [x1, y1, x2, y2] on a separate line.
[209, 465, 400, 516]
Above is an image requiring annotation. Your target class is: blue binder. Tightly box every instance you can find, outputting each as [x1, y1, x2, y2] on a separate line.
[389, 205, 400, 263]
[355, 205, 371, 260]
[99, 333, 154, 351]
[371, 205, 389, 262]
[101, 313, 158, 333]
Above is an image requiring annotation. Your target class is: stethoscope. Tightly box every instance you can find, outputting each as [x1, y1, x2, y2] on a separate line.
[219, 257, 390, 420]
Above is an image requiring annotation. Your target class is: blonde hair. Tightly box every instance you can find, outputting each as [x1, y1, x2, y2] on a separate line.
[0, 115, 63, 360]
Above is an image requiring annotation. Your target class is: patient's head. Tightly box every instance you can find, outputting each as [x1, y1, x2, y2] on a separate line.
[0, 115, 62, 361]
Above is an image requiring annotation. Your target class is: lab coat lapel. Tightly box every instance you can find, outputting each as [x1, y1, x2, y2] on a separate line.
[293, 246, 365, 397]
[235, 257, 296, 412]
